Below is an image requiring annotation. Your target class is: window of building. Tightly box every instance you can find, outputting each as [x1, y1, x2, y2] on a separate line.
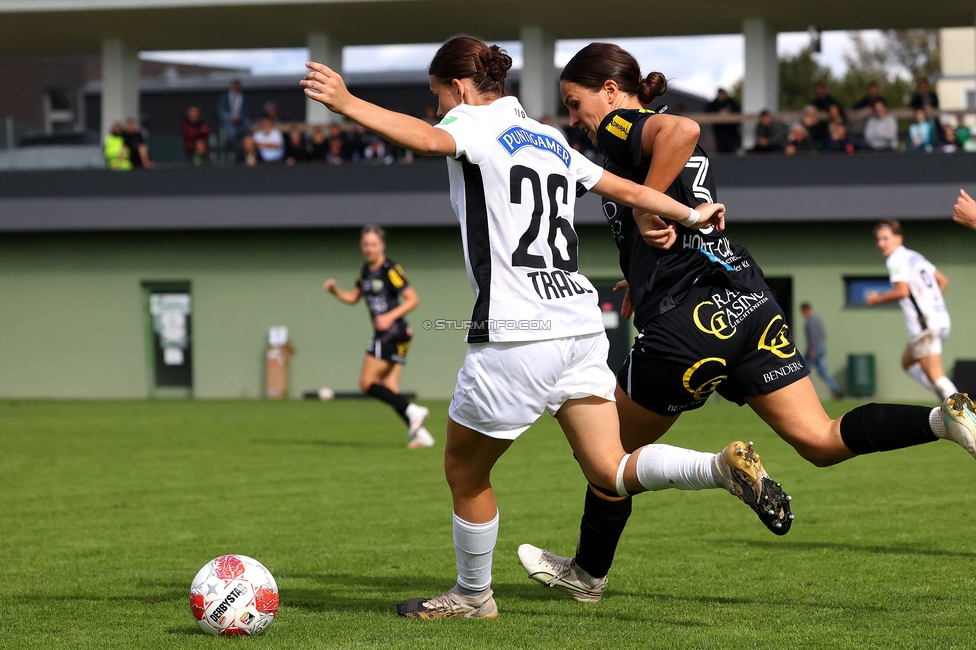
[844, 276, 898, 308]
[43, 88, 75, 132]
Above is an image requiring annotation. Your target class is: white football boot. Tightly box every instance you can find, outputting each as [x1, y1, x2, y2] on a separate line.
[517, 544, 607, 603]
[942, 393, 976, 459]
[396, 585, 497, 619]
[408, 426, 435, 449]
[406, 404, 429, 438]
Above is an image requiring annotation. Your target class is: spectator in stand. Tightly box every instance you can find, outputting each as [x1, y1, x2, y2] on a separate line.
[236, 134, 260, 167]
[703, 88, 741, 153]
[363, 134, 394, 165]
[910, 78, 939, 112]
[953, 114, 973, 149]
[263, 101, 280, 123]
[811, 80, 838, 112]
[252, 117, 284, 162]
[907, 108, 935, 151]
[324, 123, 350, 160]
[326, 137, 345, 165]
[218, 79, 250, 153]
[191, 138, 211, 166]
[784, 123, 816, 155]
[104, 122, 131, 171]
[827, 103, 847, 128]
[349, 124, 372, 163]
[284, 128, 310, 165]
[863, 100, 898, 150]
[854, 81, 887, 112]
[181, 106, 211, 162]
[952, 189, 976, 230]
[801, 104, 828, 149]
[423, 105, 439, 125]
[825, 122, 855, 154]
[123, 118, 154, 169]
[749, 110, 786, 153]
[309, 126, 329, 160]
[940, 124, 960, 153]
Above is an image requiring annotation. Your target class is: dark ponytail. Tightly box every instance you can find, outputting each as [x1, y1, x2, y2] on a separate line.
[561, 43, 667, 104]
[428, 34, 512, 97]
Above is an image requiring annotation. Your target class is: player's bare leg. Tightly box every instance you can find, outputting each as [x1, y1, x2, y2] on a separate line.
[359, 355, 430, 446]
[396, 418, 508, 619]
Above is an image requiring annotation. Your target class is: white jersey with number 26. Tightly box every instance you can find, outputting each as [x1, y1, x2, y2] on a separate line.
[886, 245, 950, 338]
[435, 96, 606, 343]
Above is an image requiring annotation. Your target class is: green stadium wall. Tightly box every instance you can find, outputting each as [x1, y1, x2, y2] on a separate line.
[0, 220, 972, 402]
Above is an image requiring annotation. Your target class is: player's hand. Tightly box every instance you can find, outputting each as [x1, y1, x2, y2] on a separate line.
[634, 210, 677, 249]
[301, 62, 353, 114]
[613, 279, 633, 320]
[323, 279, 337, 293]
[952, 189, 976, 230]
[695, 203, 726, 231]
[865, 291, 879, 306]
[374, 313, 395, 332]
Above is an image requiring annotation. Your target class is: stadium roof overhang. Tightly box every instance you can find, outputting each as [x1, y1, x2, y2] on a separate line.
[1, 0, 976, 55]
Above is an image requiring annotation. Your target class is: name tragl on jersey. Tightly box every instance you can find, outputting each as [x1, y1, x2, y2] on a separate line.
[435, 96, 605, 343]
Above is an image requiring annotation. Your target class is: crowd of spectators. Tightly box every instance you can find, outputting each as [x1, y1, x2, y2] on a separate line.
[106, 76, 976, 170]
[704, 77, 976, 156]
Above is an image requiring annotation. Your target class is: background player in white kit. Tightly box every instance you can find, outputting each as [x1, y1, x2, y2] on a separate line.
[866, 219, 958, 400]
[302, 35, 736, 619]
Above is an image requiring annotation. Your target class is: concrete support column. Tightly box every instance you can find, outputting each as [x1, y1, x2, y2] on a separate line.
[306, 32, 344, 125]
[742, 18, 778, 149]
[519, 25, 557, 120]
[100, 38, 140, 139]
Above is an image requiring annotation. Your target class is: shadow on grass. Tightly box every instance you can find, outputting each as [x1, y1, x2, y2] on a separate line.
[726, 538, 976, 558]
[281, 573, 751, 622]
[250, 438, 403, 449]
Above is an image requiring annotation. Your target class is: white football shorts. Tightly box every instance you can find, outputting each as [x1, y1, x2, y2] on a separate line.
[448, 331, 616, 440]
[910, 327, 950, 359]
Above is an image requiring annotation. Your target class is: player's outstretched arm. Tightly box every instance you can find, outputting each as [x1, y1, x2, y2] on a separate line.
[952, 189, 976, 230]
[865, 282, 909, 306]
[301, 62, 456, 156]
[592, 170, 725, 238]
[324, 279, 361, 305]
[374, 287, 419, 332]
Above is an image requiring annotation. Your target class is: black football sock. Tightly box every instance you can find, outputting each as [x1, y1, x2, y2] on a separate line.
[839, 403, 938, 455]
[366, 383, 410, 424]
[573, 486, 633, 579]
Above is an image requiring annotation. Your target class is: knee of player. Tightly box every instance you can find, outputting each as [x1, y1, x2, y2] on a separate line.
[795, 443, 844, 468]
[359, 379, 373, 393]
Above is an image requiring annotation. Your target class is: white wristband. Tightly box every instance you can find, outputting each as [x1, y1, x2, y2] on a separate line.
[679, 207, 701, 229]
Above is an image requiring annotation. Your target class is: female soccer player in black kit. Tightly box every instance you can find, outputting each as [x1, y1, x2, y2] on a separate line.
[324, 225, 434, 448]
[517, 42, 976, 602]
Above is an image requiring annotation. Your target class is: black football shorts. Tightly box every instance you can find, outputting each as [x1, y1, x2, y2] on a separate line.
[618, 284, 809, 416]
[366, 321, 412, 364]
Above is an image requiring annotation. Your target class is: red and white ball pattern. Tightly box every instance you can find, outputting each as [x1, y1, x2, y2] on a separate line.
[189, 554, 279, 636]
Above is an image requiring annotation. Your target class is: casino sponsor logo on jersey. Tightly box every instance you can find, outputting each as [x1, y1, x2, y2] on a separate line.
[758, 315, 797, 359]
[762, 360, 805, 384]
[606, 115, 633, 140]
[496, 126, 571, 168]
[692, 290, 768, 339]
[682, 357, 728, 400]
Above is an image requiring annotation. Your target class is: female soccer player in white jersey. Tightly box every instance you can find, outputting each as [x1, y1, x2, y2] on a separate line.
[301, 35, 729, 619]
[516, 42, 976, 603]
[323, 224, 434, 448]
[866, 219, 958, 400]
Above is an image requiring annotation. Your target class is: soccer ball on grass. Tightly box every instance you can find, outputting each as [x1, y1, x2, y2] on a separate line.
[189, 554, 279, 636]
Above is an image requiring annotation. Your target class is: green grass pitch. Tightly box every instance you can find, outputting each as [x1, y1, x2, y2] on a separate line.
[1, 398, 974, 649]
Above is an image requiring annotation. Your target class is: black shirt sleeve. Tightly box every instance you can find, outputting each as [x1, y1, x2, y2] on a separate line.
[596, 109, 654, 169]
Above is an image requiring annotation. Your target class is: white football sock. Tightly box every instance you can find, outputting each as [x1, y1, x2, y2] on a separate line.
[929, 407, 948, 439]
[907, 363, 935, 391]
[634, 444, 728, 492]
[405, 403, 425, 421]
[453, 511, 498, 596]
[934, 376, 958, 401]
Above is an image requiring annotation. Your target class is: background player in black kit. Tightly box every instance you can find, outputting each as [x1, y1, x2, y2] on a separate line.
[324, 225, 433, 448]
[518, 42, 976, 603]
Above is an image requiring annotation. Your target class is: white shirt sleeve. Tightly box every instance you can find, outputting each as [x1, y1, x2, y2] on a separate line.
[887, 253, 908, 284]
[433, 107, 486, 163]
[570, 148, 604, 191]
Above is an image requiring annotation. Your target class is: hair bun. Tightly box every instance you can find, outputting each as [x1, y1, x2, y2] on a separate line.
[481, 45, 513, 82]
[638, 71, 667, 104]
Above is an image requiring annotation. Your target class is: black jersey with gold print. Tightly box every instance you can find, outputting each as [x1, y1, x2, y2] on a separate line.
[596, 107, 768, 331]
[357, 259, 410, 331]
